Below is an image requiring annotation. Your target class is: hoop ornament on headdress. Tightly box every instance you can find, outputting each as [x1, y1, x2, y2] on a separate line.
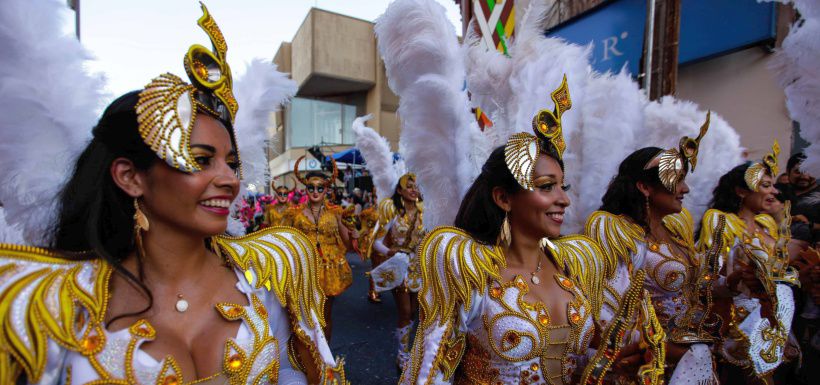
[745, 140, 780, 191]
[644, 111, 711, 192]
[294, 155, 339, 187]
[505, 75, 572, 190]
[136, 3, 241, 176]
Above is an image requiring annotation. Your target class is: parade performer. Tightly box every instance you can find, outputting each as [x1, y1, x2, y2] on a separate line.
[265, 182, 293, 227]
[0, 2, 345, 383]
[586, 113, 723, 384]
[351, 114, 408, 303]
[699, 141, 799, 384]
[288, 157, 358, 341]
[369, 173, 425, 368]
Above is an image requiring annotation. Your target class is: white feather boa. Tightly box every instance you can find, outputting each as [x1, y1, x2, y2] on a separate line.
[0, 0, 107, 246]
[352, 115, 398, 201]
[765, 0, 820, 175]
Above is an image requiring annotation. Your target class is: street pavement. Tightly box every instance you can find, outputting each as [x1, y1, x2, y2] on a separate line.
[328, 253, 402, 384]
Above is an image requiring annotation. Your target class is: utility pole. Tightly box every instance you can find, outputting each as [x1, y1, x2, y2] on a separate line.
[642, 0, 681, 100]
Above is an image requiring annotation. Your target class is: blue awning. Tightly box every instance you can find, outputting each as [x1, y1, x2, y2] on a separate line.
[331, 148, 401, 165]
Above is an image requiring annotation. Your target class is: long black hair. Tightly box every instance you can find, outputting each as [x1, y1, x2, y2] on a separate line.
[50, 91, 157, 322]
[599, 147, 664, 228]
[709, 162, 752, 214]
[454, 142, 563, 245]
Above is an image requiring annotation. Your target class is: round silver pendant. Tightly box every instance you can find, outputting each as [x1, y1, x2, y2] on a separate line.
[175, 298, 189, 313]
[531, 275, 541, 285]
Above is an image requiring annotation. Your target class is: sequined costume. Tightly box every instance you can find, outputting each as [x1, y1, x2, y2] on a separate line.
[265, 202, 291, 228]
[0, 227, 346, 384]
[586, 209, 718, 384]
[369, 199, 425, 292]
[286, 204, 353, 297]
[400, 227, 605, 385]
[698, 209, 797, 377]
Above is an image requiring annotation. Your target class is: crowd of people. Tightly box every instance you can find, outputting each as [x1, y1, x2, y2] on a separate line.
[0, 0, 819, 384]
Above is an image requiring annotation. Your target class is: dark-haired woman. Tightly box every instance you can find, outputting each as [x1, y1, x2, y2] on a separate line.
[585, 114, 719, 384]
[368, 173, 425, 368]
[287, 165, 358, 341]
[264, 183, 294, 227]
[698, 142, 799, 384]
[400, 80, 611, 385]
[0, 5, 344, 384]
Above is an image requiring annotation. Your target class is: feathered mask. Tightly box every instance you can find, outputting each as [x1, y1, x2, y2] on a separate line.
[745, 140, 780, 191]
[643, 111, 711, 193]
[504, 75, 571, 190]
[135, 3, 241, 176]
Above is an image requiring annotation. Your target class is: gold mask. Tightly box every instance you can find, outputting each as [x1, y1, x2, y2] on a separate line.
[643, 111, 710, 193]
[504, 75, 571, 190]
[135, 3, 240, 176]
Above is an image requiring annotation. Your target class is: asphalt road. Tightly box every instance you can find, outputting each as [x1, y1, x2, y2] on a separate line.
[328, 253, 401, 384]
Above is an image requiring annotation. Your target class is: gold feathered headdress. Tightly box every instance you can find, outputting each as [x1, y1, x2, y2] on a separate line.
[643, 111, 711, 192]
[135, 3, 241, 175]
[744, 140, 780, 191]
[504, 75, 571, 190]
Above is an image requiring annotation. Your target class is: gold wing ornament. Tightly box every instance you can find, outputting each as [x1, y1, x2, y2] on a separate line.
[647, 111, 711, 192]
[0, 244, 112, 383]
[547, 235, 610, 318]
[584, 210, 644, 275]
[744, 140, 780, 191]
[697, 209, 746, 256]
[662, 208, 695, 246]
[401, 227, 505, 384]
[212, 227, 348, 383]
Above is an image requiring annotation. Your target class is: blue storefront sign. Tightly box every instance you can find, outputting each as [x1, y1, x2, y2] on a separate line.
[547, 0, 777, 75]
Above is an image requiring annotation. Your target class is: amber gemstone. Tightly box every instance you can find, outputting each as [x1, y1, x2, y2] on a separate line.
[649, 244, 660, 252]
[256, 305, 268, 318]
[490, 286, 502, 298]
[228, 354, 243, 370]
[163, 375, 179, 385]
[538, 314, 550, 326]
[561, 278, 572, 288]
[81, 335, 100, 352]
[530, 363, 539, 371]
[515, 279, 527, 291]
[226, 306, 243, 317]
[570, 313, 581, 323]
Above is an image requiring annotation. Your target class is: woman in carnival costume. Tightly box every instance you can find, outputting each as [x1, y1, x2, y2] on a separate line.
[0, 3, 345, 384]
[698, 142, 799, 385]
[265, 181, 294, 228]
[586, 113, 725, 384]
[287, 157, 359, 341]
[368, 172, 425, 368]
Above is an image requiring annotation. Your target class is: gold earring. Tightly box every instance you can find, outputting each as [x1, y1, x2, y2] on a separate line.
[644, 195, 651, 220]
[499, 211, 511, 247]
[134, 198, 149, 257]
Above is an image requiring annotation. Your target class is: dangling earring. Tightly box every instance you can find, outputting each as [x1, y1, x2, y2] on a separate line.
[644, 195, 651, 222]
[498, 211, 511, 247]
[133, 198, 149, 258]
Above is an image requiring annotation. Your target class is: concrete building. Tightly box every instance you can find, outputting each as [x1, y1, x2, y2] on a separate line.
[267, 8, 400, 186]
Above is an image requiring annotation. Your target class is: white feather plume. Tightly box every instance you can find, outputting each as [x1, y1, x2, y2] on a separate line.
[765, 0, 820, 174]
[233, 59, 297, 187]
[0, 0, 107, 246]
[352, 115, 398, 201]
[376, 0, 483, 229]
[229, 59, 296, 235]
[0, 207, 24, 245]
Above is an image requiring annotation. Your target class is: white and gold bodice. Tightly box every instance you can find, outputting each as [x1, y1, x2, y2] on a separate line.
[698, 209, 796, 376]
[371, 199, 425, 292]
[400, 227, 605, 385]
[0, 227, 347, 385]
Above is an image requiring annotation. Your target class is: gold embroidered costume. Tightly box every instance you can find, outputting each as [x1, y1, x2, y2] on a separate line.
[0, 227, 346, 384]
[400, 227, 604, 385]
[369, 197, 425, 292]
[265, 203, 291, 228]
[287, 204, 353, 297]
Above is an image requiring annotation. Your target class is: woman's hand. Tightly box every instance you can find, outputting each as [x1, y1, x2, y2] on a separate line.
[612, 343, 643, 376]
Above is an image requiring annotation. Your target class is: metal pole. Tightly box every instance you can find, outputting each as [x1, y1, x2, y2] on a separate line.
[642, 0, 656, 92]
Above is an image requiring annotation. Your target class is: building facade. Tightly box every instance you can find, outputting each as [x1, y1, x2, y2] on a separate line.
[267, 8, 400, 186]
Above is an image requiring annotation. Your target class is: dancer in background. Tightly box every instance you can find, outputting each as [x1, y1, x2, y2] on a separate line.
[699, 142, 799, 385]
[0, 2, 344, 383]
[288, 158, 359, 341]
[265, 181, 294, 227]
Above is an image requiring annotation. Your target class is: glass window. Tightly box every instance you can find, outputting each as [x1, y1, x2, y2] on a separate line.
[287, 97, 357, 148]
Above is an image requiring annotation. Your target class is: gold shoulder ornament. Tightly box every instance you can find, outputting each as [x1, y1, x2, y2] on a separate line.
[545, 234, 609, 318]
[505, 75, 571, 190]
[697, 208, 746, 255]
[584, 210, 644, 276]
[745, 140, 780, 191]
[136, 2, 242, 176]
[644, 111, 710, 193]
[0, 244, 112, 383]
[417, 226, 505, 329]
[662, 207, 695, 246]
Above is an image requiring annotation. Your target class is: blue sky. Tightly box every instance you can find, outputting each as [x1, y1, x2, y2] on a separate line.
[77, 0, 462, 101]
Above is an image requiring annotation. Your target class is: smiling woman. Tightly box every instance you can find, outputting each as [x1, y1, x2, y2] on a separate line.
[0, 4, 345, 384]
